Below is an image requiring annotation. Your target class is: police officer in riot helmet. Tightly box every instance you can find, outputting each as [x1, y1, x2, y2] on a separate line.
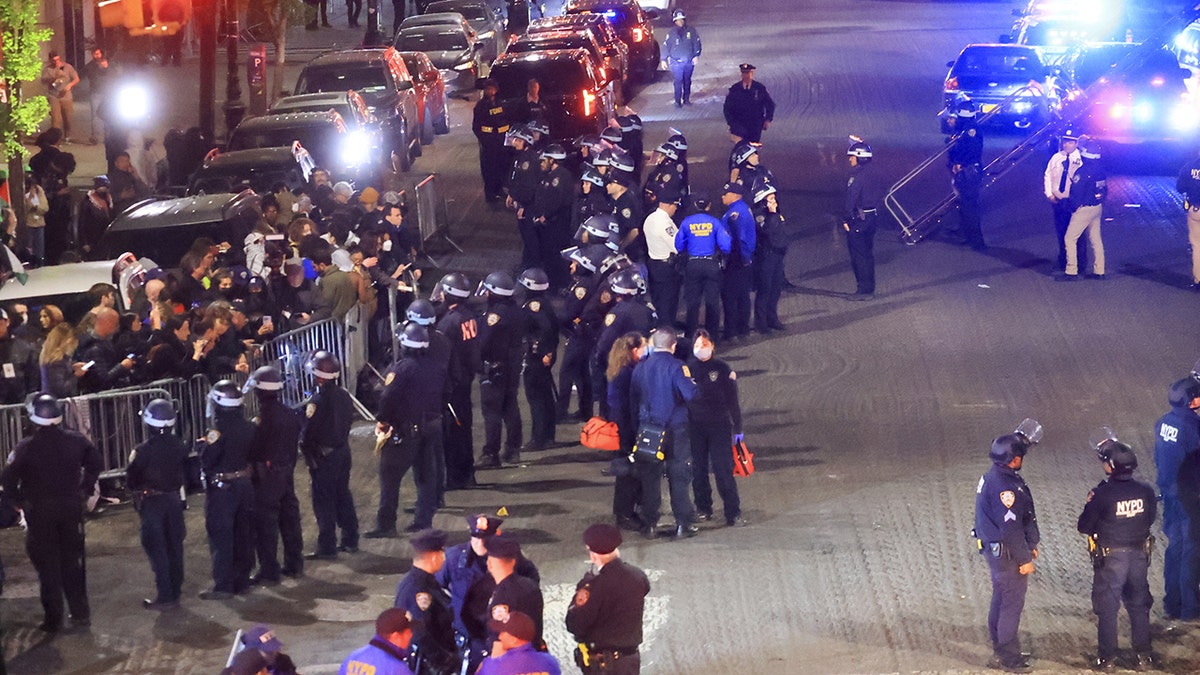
[530, 144, 575, 289]
[1155, 376, 1200, 621]
[374, 323, 446, 534]
[507, 126, 543, 271]
[574, 167, 611, 233]
[1078, 430, 1157, 671]
[1, 393, 102, 631]
[974, 419, 1042, 673]
[199, 380, 256, 599]
[557, 244, 610, 422]
[399, 304, 452, 509]
[477, 271, 525, 467]
[592, 268, 656, 419]
[751, 177, 789, 333]
[518, 268, 560, 450]
[434, 272, 482, 490]
[127, 398, 189, 610]
[843, 136, 883, 300]
[245, 365, 305, 582]
[302, 351, 361, 552]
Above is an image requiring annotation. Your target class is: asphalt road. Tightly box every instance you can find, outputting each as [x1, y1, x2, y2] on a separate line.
[8, 0, 1200, 673]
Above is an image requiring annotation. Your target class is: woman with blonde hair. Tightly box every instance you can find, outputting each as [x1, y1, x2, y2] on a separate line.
[606, 331, 647, 531]
[39, 322, 78, 397]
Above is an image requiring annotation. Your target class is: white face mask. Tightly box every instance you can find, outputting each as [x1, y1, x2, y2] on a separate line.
[382, 239, 393, 252]
[693, 345, 713, 361]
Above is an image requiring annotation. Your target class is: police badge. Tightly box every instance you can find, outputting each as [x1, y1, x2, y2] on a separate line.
[574, 286, 587, 300]
[487, 313, 500, 326]
[999, 490, 1016, 508]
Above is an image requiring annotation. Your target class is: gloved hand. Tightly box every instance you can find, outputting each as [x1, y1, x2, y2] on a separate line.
[733, 433, 744, 444]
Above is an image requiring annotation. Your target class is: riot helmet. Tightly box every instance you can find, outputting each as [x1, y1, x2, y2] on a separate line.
[405, 299, 437, 326]
[398, 322, 430, 349]
[26, 393, 63, 426]
[751, 176, 777, 204]
[505, 124, 534, 147]
[527, 119, 550, 138]
[666, 132, 688, 153]
[608, 147, 636, 174]
[141, 398, 177, 428]
[731, 140, 759, 166]
[244, 365, 284, 392]
[600, 126, 622, 145]
[847, 135, 873, 160]
[609, 268, 646, 296]
[654, 143, 679, 161]
[518, 268, 550, 292]
[208, 380, 244, 408]
[432, 272, 472, 304]
[540, 144, 567, 161]
[581, 166, 606, 188]
[306, 350, 341, 380]
[478, 270, 515, 297]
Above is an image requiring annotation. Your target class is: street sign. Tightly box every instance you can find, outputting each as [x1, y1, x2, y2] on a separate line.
[247, 43, 267, 116]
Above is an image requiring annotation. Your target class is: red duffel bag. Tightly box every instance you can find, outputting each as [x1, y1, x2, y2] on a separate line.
[580, 416, 620, 451]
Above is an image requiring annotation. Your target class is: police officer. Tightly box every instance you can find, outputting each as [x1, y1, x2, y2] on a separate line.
[477, 272, 524, 467]
[340, 608, 417, 675]
[594, 269, 656, 415]
[394, 529, 457, 675]
[615, 115, 644, 179]
[720, 181, 755, 341]
[0, 308, 38, 404]
[974, 419, 1042, 673]
[406, 299, 452, 505]
[666, 133, 689, 188]
[519, 268, 559, 450]
[2, 394, 102, 631]
[557, 244, 612, 421]
[751, 177, 789, 333]
[663, 9, 701, 108]
[301, 351, 361, 554]
[1044, 129, 1086, 273]
[565, 524, 650, 675]
[434, 273, 480, 490]
[843, 137, 883, 301]
[1077, 433, 1157, 671]
[675, 196, 730, 338]
[630, 329, 699, 540]
[1175, 148, 1200, 289]
[478, 612, 560, 675]
[643, 186, 683, 327]
[473, 79, 510, 204]
[199, 381, 256, 599]
[506, 126, 542, 270]
[127, 398, 188, 610]
[951, 152, 986, 251]
[946, 100, 983, 170]
[643, 142, 687, 212]
[728, 140, 766, 189]
[1060, 140, 1107, 280]
[530, 144, 575, 289]
[573, 167, 610, 232]
[375, 324, 446, 534]
[1154, 377, 1200, 621]
[484, 535, 544, 652]
[246, 366, 306, 582]
[723, 64, 775, 143]
[607, 170, 646, 264]
[686, 331, 744, 527]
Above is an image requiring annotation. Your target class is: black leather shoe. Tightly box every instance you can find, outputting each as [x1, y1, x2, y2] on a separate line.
[501, 452, 522, 464]
[70, 616, 91, 628]
[304, 551, 338, 561]
[616, 516, 643, 531]
[363, 529, 398, 539]
[249, 574, 281, 587]
[846, 292, 874, 301]
[1089, 656, 1115, 672]
[281, 567, 305, 579]
[338, 544, 359, 554]
[695, 512, 712, 522]
[726, 517, 748, 527]
[143, 598, 180, 611]
[640, 525, 658, 540]
[37, 621, 61, 633]
[477, 456, 502, 469]
[199, 589, 234, 600]
[1134, 652, 1156, 671]
[675, 524, 699, 539]
[403, 523, 427, 533]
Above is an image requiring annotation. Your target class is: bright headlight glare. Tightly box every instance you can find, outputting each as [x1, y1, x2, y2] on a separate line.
[1133, 102, 1154, 123]
[117, 83, 151, 122]
[1171, 102, 1200, 131]
[453, 61, 473, 71]
[340, 130, 371, 166]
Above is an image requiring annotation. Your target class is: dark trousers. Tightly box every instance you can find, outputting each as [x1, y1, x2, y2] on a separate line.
[479, 139, 507, 201]
[689, 420, 740, 522]
[613, 427, 640, 520]
[1052, 200, 1087, 271]
[524, 358, 557, 445]
[25, 501, 89, 627]
[204, 478, 255, 594]
[986, 556, 1028, 666]
[581, 651, 640, 675]
[392, 0, 406, 34]
[517, 215, 542, 271]
[347, 0, 362, 25]
[647, 259, 681, 328]
[556, 337, 593, 419]
[721, 263, 752, 338]
[845, 221, 876, 294]
[540, 221, 573, 290]
[138, 494, 185, 603]
[635, 426, 695, 528]
[1162, 501, 1198, 619]
[753, 249, 785, 330]
[957, 195, 985, 249]
[253, 466, 304, 579]
[1092, 549, 1152, 660]
[377, 423, 441, 530]
[590, 359, 609, 420]
[310, 448, 359, 555]
[444, 385, 475, 488]
[670, 61, 694, 105]
[481, 376, 522, 461]
[683, 258, 722, 337]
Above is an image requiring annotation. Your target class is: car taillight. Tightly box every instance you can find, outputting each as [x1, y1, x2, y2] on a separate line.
[582, 88, 596, 116]
[945, 76, 958, 91]
[632, 26, 645, 42]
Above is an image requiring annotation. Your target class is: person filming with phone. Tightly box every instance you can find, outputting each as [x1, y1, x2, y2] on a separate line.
[71, 307, 135, 394]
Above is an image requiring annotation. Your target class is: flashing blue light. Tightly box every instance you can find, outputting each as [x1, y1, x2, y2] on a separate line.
[602, 9, 617, 17]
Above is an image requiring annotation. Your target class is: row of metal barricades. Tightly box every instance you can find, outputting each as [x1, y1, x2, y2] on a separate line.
[0, 302, 375, 485]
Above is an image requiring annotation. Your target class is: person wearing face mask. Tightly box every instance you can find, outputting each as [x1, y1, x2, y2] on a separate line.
[685, 330, 744, 527]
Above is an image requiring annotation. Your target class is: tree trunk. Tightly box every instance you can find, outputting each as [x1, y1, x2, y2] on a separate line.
[271, 15, 288, 102]
[7, 156, 26, 230]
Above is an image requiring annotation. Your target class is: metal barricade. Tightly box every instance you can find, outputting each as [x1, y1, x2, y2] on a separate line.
[414, 173, 463, 259]
[255, 310, 375, 419]
[0, 403, 27, 462]
[65, 387, 174, 479]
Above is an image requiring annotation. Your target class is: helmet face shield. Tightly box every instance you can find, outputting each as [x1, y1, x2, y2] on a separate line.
[1014, 418, 1042, 444]
[1089, 426, 1118, 456]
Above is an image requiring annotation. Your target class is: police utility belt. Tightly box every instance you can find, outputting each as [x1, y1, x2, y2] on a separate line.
[207, 467, 251, 488]
[1087, 534, 1153, 567]
[575, 643, 638, 670]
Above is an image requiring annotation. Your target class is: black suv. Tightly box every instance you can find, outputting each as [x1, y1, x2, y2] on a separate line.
[564, 0, 659, 79]
[226, 111, 386, 184]
[528, 15, 630, 84]
[294, 48, 422, 172]
[488, 48, 616, 140]
[99, 192, 263, 266]
[187, 145, 317, 196]
[506, 29, 624, 95]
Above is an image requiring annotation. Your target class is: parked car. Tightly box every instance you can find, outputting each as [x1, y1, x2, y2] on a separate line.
[269, 90, 375, 127]
[505, 29, 625, 96]
[0, 253, 146, 319]
[98, 192, 263, 267]
[1055, 41, 1198, 147]
[400, 50, 451, 142]
[226, 111, 386, 185]
[293, 48, 422, 172]
[423, 0, 504, 64]
[395, 18, 485, 95]
[487, 48, 616, 140]
[563, 0, 659, 79]
[942, 44, 1058, 130]
[187, 144, 316, 196]
[527, 15, 630, 87]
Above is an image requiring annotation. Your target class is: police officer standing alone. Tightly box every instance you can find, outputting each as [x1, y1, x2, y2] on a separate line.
[246, 366, 306, 582]
[843, 137, 883, 301]
[474, 79, 510, 204]
[127, 398, 189, 610]
[675, 196, 730, 338]
[1077, 433, 1157, 672]
[662, 10, 701, 108]
[1043, 129, 1086, 274]
[1059, 141, 1107, 281]
[2, 394, 102, 631]
[751, 177, 789, 333]
[519, 268, 559, 450]
[200, 381, 257, 599]
[394, 529, 458, 675]
[1154, 377, 1200, 622]
[1174, 149, 1200, 289]
[477, 272, 525, 468]
[723, 64, 775, 143]
[565, 523, 650, 674]
[301, 352, 360, 557]
[974, 420, 1042, 673]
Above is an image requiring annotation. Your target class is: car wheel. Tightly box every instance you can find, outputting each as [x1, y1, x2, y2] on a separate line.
[433, 96, 450, 135]
[420, 103, 435, 145]
[393, 137, 412, 173]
